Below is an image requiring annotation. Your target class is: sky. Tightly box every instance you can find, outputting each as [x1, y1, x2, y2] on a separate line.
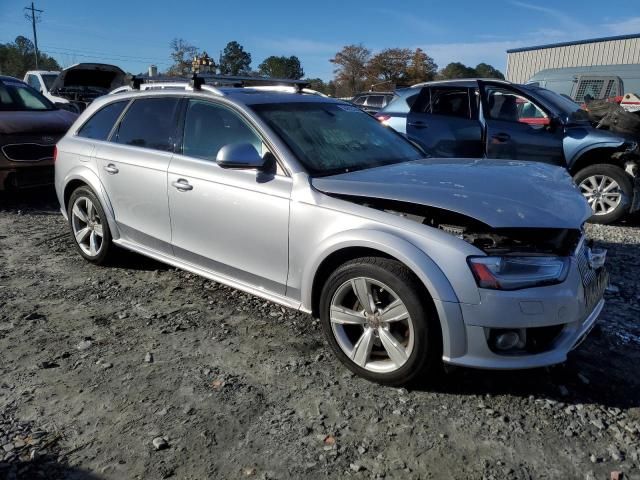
[1, 0, 639, 80]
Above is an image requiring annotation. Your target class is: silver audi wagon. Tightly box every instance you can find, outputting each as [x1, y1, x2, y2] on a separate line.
[54, 80, 607, 385]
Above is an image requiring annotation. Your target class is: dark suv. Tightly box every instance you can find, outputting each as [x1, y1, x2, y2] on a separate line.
[377, 79, 640, 224]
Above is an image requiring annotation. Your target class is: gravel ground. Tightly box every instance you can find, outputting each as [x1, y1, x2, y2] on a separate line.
[0, 189, 639, 480]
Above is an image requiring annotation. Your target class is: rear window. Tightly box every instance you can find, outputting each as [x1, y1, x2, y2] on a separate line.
[366, 95, 384, 108]
[114, 97, 180, 152]
[77, 101, 128, 140]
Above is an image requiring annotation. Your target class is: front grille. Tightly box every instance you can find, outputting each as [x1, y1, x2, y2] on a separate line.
[2, 143, 55, 162]
[5, 166, 55, 188]
[575, 238, 596, 287]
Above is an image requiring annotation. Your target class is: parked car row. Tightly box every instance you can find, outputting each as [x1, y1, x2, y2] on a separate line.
[50, 79, 608, 385]
[375, 79, 640, 224]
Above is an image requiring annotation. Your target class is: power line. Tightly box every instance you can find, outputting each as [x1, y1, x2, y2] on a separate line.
[40, 44, 170, 64]
[24, 2, 43, 69]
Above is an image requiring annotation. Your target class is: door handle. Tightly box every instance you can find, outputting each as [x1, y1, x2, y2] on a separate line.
[491, 133, 511, 143]
[171, 179, 193, 191]
[104, 163, 119, 174]
[408, 121, 428, 129]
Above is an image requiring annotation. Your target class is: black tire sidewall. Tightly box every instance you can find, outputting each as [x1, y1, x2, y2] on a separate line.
[67, 186, 112, 264]
[319, 257, 439, 386]
[574, 164, 633, 224]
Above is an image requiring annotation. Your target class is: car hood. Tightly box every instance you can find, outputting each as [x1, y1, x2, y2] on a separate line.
[49, 63, 127, 91]
[0, 109, 77, 135]
[311, 158, 592, 229]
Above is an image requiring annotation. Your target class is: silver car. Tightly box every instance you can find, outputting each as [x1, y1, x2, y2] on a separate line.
[54, 83, 608, 386]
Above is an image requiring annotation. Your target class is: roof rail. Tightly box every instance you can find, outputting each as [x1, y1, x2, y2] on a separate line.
[197, 73, 310, 92]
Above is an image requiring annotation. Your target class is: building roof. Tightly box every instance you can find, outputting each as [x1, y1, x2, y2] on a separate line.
[506, 33, 640, 54]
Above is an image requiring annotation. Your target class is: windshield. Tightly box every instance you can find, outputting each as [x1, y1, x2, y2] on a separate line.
[41, 74, 58, 90]
[252, 102, 423, 176]
[0, 80, 55, 111]
[531, 87, 590, 122]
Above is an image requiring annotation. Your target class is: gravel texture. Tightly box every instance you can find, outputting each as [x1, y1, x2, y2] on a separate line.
[0, 190, 639, 480]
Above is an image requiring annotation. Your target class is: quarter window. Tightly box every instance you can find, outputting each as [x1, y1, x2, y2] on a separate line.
[182, 100, 262, 161]
[115, 97, 180, 152]
[77, 101, 128, 140]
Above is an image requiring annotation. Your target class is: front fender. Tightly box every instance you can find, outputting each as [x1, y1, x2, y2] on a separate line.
[564, 127, 627, 170]
[301, 229, 459, 308]
[61, 166, 120, 240]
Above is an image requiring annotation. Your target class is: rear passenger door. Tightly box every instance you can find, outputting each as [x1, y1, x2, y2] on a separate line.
[167, 99, 291, 295]
[406, 86, 483, 157]
[95, 97, 181, 254]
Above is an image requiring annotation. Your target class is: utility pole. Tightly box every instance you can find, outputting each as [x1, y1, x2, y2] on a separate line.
[24, 2, 43, 69]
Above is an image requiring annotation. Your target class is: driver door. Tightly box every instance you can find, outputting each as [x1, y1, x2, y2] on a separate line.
[478, 81, 564, 164]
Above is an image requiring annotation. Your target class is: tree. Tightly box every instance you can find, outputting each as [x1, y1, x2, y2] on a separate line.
[219, 41, 251, 76]
[330, 44, 371, 96]
[367, 48, 413, 87]
[438, 62, 477, 80]
[474, 62, 505, 79]
[167, 38, 199, 77]
[305, 77, 329, 94]
[405, 48, 438, 85]
[0, 36, 60, 78]
[258, 55, 304, 79]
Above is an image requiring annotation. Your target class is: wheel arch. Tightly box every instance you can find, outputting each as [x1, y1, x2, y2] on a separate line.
[62, 168, 119, 239]
[568, 144, 628, 175]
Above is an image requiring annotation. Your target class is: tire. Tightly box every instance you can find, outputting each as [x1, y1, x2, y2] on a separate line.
[574, 163, 633, 225]
[319, 256, 441, 386]
[67, 186, 114, 265]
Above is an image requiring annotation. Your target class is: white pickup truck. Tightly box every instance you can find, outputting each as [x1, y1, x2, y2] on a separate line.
[24, 63, 127, 112]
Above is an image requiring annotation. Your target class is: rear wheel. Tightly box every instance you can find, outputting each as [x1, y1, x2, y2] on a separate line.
[319, 256, 441, 386]
[67, 186, 113, 264]
[574, 164, 633, 224]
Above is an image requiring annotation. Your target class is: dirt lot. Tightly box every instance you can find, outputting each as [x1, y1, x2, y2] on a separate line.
[1, 189, 639, 480]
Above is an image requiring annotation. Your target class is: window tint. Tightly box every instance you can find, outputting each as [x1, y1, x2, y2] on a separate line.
[182, 100, 262, 161]
[27, 75, 41, 90]
[485, 86, 548, 123]
[430, 88, 470, 118]
[77, 101, 128, 140]
[366, 95, 384, 108]
[115, 97, 180, 151]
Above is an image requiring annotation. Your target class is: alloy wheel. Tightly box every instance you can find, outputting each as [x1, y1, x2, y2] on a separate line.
[579, 174, 622, 216]
[330, 277, 414, 373]
[71, 196, 104, 257]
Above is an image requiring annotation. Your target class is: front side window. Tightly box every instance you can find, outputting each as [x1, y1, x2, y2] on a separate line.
[0, 81, 53, 111]
[485, 86, 548, 123]
[252, 102, 422, 176]
[77, 101, 128, 140]
[182, 100, 262, 161]
[114, 97, 180, 152]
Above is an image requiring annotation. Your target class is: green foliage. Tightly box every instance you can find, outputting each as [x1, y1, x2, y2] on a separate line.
[0, 36, 60, 78]
[474, 62, 505, 79]
[437, 62, 478, 80]
[219, 41, 252, 76]
[258, 55, 304, 79]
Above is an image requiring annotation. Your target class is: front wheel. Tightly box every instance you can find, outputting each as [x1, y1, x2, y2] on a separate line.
[319, 256, 441, 386]
[574, 164, 633, 224]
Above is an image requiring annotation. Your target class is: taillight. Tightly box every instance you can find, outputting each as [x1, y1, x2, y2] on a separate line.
[375, 114, 391, 124]
[53, 145, 58, 163]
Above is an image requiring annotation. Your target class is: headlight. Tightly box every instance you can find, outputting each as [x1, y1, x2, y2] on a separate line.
[467, 256, 569, 290]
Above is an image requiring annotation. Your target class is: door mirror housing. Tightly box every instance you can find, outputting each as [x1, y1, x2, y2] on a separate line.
[216, 143, 266, 169]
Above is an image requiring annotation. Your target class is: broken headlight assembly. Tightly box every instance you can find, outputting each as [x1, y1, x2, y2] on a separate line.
[467, 255, 570, 290]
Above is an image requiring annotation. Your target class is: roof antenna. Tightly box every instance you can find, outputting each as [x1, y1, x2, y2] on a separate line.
[190, 73, 204, 91]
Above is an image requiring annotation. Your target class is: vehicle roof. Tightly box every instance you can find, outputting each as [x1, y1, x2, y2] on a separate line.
[0, 75, 27, 84]
[353, 91, 395, 95]
[411, 78, 513, 88]
[103, 86, 343, 106]
[25, 70, 60, 75]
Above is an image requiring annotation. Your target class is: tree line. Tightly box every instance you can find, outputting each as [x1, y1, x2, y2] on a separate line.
[0, 36, 60, 78]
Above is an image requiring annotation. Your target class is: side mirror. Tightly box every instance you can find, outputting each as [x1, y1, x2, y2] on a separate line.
[216, 143, 266, 169]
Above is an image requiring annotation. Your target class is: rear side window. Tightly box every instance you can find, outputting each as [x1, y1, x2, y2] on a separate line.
[366, 95, 384, 108]
[114, 97, 180, 152]
[77, 101, 128, 140]
[430, 88, 471, 119]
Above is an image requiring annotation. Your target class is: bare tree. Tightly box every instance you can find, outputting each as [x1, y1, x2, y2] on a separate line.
[167, 38, 199, 77]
